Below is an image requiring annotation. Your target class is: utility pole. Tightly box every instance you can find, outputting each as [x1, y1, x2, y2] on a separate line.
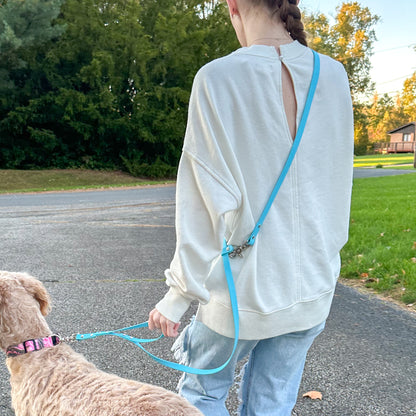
[414, 142, 416, 169]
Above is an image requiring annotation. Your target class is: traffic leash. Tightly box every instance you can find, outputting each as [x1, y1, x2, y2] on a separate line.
[65, 50, 320, 375]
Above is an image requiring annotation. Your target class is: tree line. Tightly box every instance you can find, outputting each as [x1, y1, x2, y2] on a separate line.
[0, 0, 391, 175]
[354, 75, 416, 154]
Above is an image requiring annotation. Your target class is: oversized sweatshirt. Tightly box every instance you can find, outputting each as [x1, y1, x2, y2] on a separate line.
[156, 41, 354, 340]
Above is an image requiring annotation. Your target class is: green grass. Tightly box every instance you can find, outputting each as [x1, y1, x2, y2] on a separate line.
[341, 174, 416, 306]
[0, 169, 172, 193]
[354, 153, 415, 168]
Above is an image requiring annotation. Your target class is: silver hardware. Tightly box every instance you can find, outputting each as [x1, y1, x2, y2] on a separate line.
[58, 333, 77, 343]
[228, 242, 250, 258]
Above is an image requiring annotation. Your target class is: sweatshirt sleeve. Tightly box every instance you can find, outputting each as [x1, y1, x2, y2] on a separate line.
[155, 152, 240, 323]
[155, 66, 241, 323]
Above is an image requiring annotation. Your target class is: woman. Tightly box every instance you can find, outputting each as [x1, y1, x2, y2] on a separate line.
[149, 0, 354, 414]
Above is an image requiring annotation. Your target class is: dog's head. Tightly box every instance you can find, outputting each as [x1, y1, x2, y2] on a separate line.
[0, 271, 51, 350]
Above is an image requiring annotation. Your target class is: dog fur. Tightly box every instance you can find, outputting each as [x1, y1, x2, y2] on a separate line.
[0, 271, 203, 416]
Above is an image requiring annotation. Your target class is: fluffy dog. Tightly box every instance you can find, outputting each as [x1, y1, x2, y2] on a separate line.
[0, 271, 202, 416]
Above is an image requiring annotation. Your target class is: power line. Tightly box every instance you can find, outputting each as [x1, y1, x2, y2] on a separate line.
[379, 90, 401, 96]
[373, 43, 416, 54]
[377, 73, 415, 85]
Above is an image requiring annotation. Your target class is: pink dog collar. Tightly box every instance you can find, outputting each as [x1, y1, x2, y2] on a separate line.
[6, 335, 60, 358]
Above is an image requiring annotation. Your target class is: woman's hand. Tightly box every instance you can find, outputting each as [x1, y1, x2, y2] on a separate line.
[148, 309, 180, 337]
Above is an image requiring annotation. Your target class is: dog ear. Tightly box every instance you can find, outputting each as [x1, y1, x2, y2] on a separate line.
[16, 273, 51, 316]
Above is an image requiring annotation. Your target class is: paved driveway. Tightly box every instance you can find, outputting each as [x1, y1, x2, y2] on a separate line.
[0, 184, 415, 415]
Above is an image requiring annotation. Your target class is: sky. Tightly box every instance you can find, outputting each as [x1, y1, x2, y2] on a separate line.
[299, 0, 416, 97]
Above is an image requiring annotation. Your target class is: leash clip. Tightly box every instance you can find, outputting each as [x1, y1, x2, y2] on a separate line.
[228, 242, 250, 258]
[58, 333, 77, 343]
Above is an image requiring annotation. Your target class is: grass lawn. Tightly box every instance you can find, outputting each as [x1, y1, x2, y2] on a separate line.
[354, 153, 415, 168]
[0, 169, 172, 193]
[341, 174, 416, 308]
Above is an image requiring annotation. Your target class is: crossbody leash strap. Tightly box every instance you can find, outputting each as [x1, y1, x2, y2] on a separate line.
[228, 49, 321, 254]
[74, 50, 320, 375]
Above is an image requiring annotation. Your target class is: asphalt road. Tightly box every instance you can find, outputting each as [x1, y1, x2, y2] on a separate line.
[0, 172, 415, 415]
[353, 167, 416, 178]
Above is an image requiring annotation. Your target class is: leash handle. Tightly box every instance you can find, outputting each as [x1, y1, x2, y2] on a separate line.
[75, 322, 164, 343]
[74, 239, 239, 375]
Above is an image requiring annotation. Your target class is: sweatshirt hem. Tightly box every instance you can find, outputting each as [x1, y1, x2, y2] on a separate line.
[196, 289, 334, 340]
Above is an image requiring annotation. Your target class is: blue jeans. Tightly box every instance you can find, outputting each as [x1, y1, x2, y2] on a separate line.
[173, 319, 325, 416]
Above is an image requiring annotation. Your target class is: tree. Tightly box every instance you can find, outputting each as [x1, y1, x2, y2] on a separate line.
[0, 0, 238, 172]
[366, 93, 393, 144]
[400, 72, 416, 121]
[2, 1, 382, 168]
[304, 2, 379, 154]
[0, 0, 64, 91]
[305, 2, 379, 100]
[0, 0, 65, 167]
[366, 93, 409, 145]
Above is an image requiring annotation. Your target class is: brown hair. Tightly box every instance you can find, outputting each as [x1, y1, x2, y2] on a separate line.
[250, 0, 307, 46]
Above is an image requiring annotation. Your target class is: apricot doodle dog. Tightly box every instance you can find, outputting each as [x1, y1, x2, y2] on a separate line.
[0, 271, 202, 416]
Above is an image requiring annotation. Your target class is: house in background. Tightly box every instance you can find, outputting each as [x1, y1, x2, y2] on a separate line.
[375, 122, 416, 153]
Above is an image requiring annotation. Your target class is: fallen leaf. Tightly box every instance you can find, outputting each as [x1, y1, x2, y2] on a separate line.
[303, 391, 323, 401]
[360, 272, 369, 278]
[412, 242, 416, 250]
[380, 232, 385, 237]
[411, 258, 416, 263]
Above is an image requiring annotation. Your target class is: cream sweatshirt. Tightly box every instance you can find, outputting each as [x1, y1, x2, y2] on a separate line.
[156, 41, 354, 340]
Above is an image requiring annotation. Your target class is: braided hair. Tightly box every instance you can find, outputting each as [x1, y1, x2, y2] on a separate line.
[251, 0, 307, 46]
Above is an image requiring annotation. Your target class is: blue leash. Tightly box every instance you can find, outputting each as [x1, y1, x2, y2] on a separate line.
[73, 50, 320, 375]
[72, 240, 238, 376]
[73, 245, 239, 375]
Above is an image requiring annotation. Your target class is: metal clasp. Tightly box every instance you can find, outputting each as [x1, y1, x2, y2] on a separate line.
[228, 242, 250, 258]
[58, 333, 77, 343]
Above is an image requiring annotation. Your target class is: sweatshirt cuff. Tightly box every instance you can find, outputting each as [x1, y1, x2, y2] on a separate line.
[155, 287, 192, 324]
